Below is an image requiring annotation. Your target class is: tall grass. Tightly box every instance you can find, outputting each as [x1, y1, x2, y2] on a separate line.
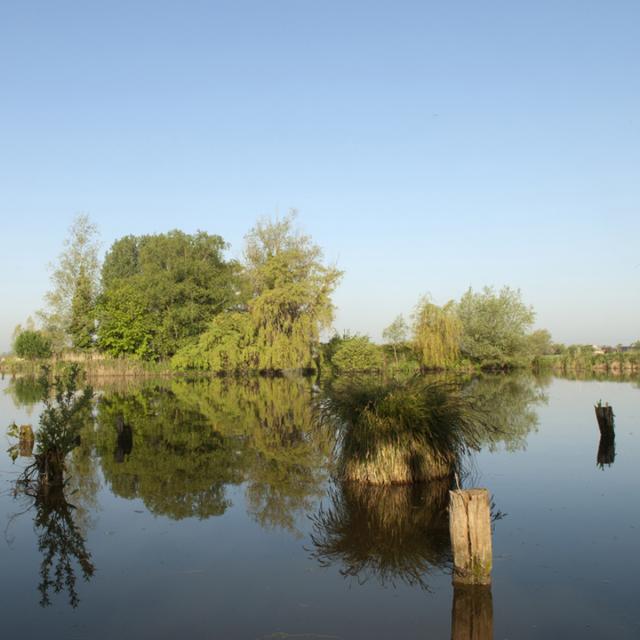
[323, 377, 493, 484]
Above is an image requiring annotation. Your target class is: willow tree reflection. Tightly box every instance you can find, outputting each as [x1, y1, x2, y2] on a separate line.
[94, 377, 330, 530]
[310, 480, 452, 588]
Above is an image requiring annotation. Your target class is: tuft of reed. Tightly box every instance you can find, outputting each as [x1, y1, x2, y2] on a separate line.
[324, 377, 492, 484]
[310, 479, 452, 588]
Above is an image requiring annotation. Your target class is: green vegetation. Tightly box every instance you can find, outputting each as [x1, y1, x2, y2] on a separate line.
[8, 365, 93, 490]
[173, 213, 342, 373]
[97, 230, 242, 359]
[11, 212, 635, 379]
[331, 335, 383, 373]
[39, 215, 100, 351]
[324, 377, 493, 484]
[457, 286, 535, 368]
[13, 329, 52, 360]
[412, 298, 462, 370]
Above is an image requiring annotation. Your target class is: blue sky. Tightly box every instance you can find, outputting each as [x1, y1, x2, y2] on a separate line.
[1, 0, 638, 352]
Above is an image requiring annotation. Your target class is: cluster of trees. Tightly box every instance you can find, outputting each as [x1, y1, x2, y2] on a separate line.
[14, 213, 342, 373]
[328, 287, 553, 372]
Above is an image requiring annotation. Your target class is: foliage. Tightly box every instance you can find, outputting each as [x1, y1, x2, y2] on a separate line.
[8, 365, 94, 488]
[171, 312, 258, 372]
[331, 335, 383, 373]
[172, 214, 343, 372]
[526, 329, 553, 359]
[68, 265, 96, 350]
[412, 298, 462, 370]
[40, 215, 100, 351]
[13, 330, 52, 360]
[323, 377, 493, 484]
[244, 213, 343, 371]
[457, 286, 535, 368]
[96, 281, 157, 358]
[383, 315, 408, 364]
[98, 230, 242, 359]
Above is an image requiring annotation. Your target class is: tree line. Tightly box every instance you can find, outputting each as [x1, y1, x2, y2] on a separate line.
[11, 211, 619, 374]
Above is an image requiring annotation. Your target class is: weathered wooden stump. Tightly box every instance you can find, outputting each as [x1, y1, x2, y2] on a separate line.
[594, 403, 614, 436]
[449, 489, 492, 585]
[18, 424, 35, 457]
[451, 584, 493, 640]
[597, 431, 616, 468]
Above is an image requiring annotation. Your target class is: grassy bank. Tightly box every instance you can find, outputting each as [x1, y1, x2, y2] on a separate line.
[0, 353, 173, 378]
[536, 352, 640, 375]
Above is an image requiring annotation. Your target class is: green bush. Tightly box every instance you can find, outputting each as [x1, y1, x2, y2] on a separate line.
[14, 330, 52, 360]
[331, 336, 383, 373]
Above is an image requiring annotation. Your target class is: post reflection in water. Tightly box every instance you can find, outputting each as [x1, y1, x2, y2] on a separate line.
[595, 402, 616, 469]
[309, 480, 453, 588]
[451, 584, 493, 640]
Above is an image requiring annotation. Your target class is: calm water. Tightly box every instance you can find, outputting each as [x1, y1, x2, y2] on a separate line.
[1, 373, 638, 639]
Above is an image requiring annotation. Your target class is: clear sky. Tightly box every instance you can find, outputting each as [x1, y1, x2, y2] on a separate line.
[1, 0, 638, 353]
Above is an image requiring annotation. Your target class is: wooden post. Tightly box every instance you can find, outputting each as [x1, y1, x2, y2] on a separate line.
[449, 489, 492, 585]
[594, 403, 614, 436]
[451, 584, 493, 640]
[19, 424, 35, 457]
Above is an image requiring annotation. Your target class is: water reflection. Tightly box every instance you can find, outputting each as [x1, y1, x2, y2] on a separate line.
[31, 486, 95, 608]
[309, 480, 452, 588]
[94, 378, 331, 530]
[451, 584, 493, 640]
[3, 376, 45, 414]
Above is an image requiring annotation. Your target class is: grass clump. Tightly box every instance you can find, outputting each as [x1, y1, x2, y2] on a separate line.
[324, 377, 491, 484]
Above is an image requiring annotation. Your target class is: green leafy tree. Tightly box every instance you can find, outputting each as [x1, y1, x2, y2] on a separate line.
[98, 230, 242, 359]
[331, 336, 383, 373]
[13, 330, 52, 359]
[40, 215, 100, 350]
[412, 298, 461, 370]
[68, 265, 96, 350]
[173, 213, 343, 372]
[457, 286, 535, 368]
[383, 315, 408, 364]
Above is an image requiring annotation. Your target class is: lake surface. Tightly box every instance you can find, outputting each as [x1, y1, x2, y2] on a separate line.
[1, 373, 638, 639]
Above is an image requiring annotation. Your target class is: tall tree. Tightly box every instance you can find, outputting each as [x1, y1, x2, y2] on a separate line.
[383, 315, 408, 364]
[98, 230, 242, 359]
[173, 213, 343, 372]
[244, 212, 343, 371]
[412, 298, 462, 370]
[40, 215, 100, 350]
[457, 286, 535, 368]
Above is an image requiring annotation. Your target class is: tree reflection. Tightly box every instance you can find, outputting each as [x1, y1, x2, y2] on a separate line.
[94, 378, 331, 530]
[309, 480, 452, 588]
[32, 486, 95, 608]
[465, 373, 548, 451]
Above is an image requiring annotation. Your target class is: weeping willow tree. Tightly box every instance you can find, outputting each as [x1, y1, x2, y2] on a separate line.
[172, 212, 343, 373]
[244, 212, 343, 372]
[412, 298, 462, 370]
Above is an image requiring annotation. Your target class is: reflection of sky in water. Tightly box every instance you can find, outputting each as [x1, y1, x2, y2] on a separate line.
[0, 376, 638, 639]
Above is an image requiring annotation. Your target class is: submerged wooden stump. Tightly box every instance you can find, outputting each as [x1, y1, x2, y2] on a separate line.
[451, 584, 493, 640]
[19, 424, 35, 457]
[595, 403, 614, 436]
[449, 489, 492, 585]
